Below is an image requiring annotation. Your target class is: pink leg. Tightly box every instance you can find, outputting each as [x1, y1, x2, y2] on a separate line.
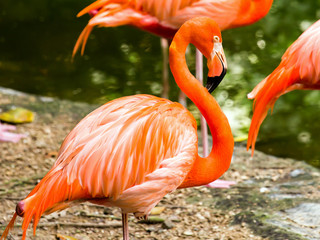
[206, 179, 236, 188]
[122, 213, 129, 240]
[161, 38, 169, 99]
[195, 49, 209, 157]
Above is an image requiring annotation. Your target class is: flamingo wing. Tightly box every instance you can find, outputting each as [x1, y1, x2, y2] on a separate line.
[58, 94, 198, 200]
[135, 0, 199, 21]
[164, 0, 239, 30]
[247, 20, 320, 153]
[18, 95, 198, 237]
[73, 0, 201, 55]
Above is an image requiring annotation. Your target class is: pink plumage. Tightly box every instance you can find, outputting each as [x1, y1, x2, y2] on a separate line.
[247, 19, 320, 154]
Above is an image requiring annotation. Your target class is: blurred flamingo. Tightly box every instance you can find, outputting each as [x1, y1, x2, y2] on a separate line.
[0, 123, 25, 143]
[73, 0, 274, 54]
[247, 19, 320, 154]
[73, 0, 273, 102]
[1, 17, 233, 240]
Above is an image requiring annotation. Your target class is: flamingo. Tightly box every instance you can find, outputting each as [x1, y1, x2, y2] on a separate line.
[1, 17, 233, 240]
[73, 0, 274, 54]
[73, 0, 273, 164]
[247, 19, 320, 154]
[73, 0, 273, 104]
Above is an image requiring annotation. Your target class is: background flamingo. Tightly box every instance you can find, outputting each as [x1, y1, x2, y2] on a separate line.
[73, 0, 273, 161]
[73, 0, 273, 108]
[247, 19, 320, 154]
[1, 17, 233, 240]
[73, 0, 274, 54]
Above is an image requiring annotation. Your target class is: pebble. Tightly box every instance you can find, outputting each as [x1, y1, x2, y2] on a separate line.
[196, 212, 206, 221]
[290, 169, 305, 178]
[260, 187, 270, 193]
[162, 219, 175, 229]
[146, 226, 157, 232]
[169, 215, 181, 222]
[183, 230, 194, 236]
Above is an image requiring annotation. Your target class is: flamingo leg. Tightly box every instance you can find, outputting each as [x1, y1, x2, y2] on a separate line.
[196, 49, 209, 157]
[178, 45, 191, 107]
[121, 213, 129, 240]
[161, 38, 169, 100]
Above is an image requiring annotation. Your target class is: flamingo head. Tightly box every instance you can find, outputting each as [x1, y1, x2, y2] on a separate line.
[183, 17, 227, 93]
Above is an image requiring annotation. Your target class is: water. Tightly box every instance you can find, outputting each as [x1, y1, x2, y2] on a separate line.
[0, 0, 320, 168]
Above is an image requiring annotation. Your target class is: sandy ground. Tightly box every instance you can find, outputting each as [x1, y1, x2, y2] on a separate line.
[0, 89, 319, 240]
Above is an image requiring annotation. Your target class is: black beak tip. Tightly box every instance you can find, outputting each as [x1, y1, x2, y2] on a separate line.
[206, 67, 227, 93]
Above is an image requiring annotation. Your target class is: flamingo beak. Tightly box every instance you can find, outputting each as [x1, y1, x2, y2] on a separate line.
[206, 41, 227, 93]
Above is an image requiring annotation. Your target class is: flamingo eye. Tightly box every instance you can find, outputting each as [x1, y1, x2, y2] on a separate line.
[213, 36, 220, 42]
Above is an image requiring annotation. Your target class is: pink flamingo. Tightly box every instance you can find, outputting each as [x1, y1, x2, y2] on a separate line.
[247, 19, 320, 154]
[1, 17, 233, 240]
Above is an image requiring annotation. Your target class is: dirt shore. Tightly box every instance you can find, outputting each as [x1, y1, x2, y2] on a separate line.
[1, 88, 319, 240]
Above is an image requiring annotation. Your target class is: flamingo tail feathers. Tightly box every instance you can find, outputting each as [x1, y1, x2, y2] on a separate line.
[73, 1, 142, 57]
[0, 213, 17, 240]
[1, 170, 87, 240]
[247, 66, 299, 155]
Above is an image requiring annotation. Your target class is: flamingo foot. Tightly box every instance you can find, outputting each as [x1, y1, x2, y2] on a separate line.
[205, 179, 236, 189]
[0, 123, 26, 143]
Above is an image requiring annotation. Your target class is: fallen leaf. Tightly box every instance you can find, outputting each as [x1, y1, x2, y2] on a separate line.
[150, 206, 165, 215]
[0, 107, 34, 123]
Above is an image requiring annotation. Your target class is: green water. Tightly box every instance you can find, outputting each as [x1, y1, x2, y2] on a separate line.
[0, 0, 320, 168]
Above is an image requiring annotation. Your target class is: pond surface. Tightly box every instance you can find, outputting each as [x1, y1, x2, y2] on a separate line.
[0, 0, 320, 168]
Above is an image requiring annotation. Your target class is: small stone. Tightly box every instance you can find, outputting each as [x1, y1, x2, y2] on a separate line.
[146, 226, 156, 232]
[290, 169, 305, 178]
[260, 187, 270, 193]
[196, 212, 206, 221]
[162, 219, 175, 229]
[169, 215, 181, 222]
[183, 230, 193, 236]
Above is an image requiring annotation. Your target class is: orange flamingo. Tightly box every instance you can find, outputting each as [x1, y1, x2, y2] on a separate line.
[247, 19, 320, 154]
[72, 0, 273, 101]
[1, 17, 233, 240]
[73, 0, 274, 54]
[73, 0, 273, 166]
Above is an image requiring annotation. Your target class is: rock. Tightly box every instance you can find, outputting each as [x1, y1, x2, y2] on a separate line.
[169, 215, 181, 222]
[183, 230, 193, 236]
[290, 169, 305, 178]
[162, 219, 175, 229]
[286, 203, 320, 226]
[195, 212, 206, 221]
[259, 187, 270, 193]
[268, 203, 320, 240]
[146, 226, 157, 232]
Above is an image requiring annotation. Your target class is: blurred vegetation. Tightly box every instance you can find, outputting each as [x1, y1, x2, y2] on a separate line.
[0, 0, 320, 167]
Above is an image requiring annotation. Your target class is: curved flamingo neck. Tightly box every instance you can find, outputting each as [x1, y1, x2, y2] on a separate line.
[231, 0, 273, 29]
[169, 31, 234, 188]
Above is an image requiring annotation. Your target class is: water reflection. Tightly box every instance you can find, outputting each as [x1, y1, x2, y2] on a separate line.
[0, 0, 320, 168]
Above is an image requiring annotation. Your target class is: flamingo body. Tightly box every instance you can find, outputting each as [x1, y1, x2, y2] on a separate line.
[1, 17, 233, 240]
[247, 19, 320, 153]
[73, 0, 273, 55]
[15, 95, 197, 230]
